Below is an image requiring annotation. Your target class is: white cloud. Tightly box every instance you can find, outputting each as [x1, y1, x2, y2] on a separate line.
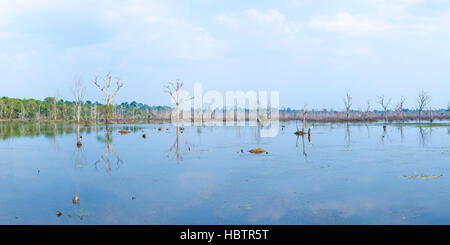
[97, 1, 226, 60]
[0, 0, 225, 61]
[309, 12, 391, 36]
[246, 9, 286, 24]
[214, 9, 302, 34]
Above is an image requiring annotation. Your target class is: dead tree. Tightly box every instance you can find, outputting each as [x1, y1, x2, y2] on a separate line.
[52, 91, 60, 121]
[302, 104, 307, 133]
[36, 104, 41, 121]
[429, 107, 433, 122]
[9, 104, 13, 121]
[362, 100, 370, 120]
[164, 80, 193, 122]
[396, 97, 405, 121]
[294, 105, 308, 135]
[343, 93, 352, 121]
[19, 103, 25, 121]
[417, 91, 431, 123]
[73, 77, 86, 123]
[93, 73, 124, 125]
[378, 95, 392, 123]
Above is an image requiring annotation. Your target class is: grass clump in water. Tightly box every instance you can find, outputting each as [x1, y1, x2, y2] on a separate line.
[401, 174, 443, 180]
[248, 148, 267, 154]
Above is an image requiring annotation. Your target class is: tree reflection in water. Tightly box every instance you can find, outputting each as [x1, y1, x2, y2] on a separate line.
[168, 124, 192, 163]
[94, 125, 123, 173]
[73, 125, 87, 169]
[345, 123, 351, 149]
[295, 134, 307, 158]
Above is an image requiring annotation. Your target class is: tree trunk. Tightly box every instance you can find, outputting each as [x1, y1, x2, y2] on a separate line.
[106, 104, 110, 125]
[76, 104, 81, 123]
[302, 112, 307, 132]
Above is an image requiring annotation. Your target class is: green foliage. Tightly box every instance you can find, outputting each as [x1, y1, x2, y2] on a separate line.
[0, 97, 172, 121]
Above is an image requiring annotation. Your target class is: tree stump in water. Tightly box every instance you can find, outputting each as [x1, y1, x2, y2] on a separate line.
[72, 196, 79, 204]
[294, 131, 306, 136]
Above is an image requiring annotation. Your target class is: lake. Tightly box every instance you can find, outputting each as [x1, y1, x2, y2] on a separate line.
[0, 121, 449, 224]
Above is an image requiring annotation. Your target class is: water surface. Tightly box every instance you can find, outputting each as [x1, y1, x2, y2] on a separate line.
[0, 121, 449, 224]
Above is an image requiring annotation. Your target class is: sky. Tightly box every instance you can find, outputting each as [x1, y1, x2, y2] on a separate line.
[0, 0, 449, 110]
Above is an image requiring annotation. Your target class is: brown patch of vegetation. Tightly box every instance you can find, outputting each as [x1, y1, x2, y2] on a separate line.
[118, 129, 131, 134]
[248, 148, 266, 154]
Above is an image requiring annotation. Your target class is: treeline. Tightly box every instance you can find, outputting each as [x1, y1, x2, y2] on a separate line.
[279, 108, 450, 122]
[0, 97, 172, 122]
[1, 96, 449, 123]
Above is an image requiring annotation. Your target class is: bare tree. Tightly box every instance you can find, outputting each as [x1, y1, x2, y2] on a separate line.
[343, 93, 352, 121]
[72, 77, 86, 123]
[164, 79, 193, 122]
[417, 91, 431, 123]
[396, 97, 405, 121]
[429, 106, 433, 122]
[362, 100, 370, 120]
[52, 91, 61, 121]
[378, 95, 392, 123]
[19, 103, 25, 121]
[93, 73, 124, 125]
[302, 104, 307, 133]
[36, 104, 41, 121]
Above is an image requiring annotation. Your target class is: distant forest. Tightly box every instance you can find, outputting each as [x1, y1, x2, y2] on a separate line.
[0, 96, 449, 123]
[0, 97, 172, 122]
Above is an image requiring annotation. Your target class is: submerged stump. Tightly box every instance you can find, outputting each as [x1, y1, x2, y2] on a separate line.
[294, 131, 306, 136]
[72, 196, 80, 204]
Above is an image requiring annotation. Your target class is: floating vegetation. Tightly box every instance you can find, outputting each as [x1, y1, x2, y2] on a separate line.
[248, 148, 266, 154]
[401, 174, 443, 180]
[398, 122, 450, 127]
[118, 129, 131, 134]
[78, 208, 92, 220]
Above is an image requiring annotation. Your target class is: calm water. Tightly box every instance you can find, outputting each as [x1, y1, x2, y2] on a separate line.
[0, 121, 449, 224]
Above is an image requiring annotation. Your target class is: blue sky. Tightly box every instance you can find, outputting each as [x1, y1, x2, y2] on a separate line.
[0, 0, 449, 110]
